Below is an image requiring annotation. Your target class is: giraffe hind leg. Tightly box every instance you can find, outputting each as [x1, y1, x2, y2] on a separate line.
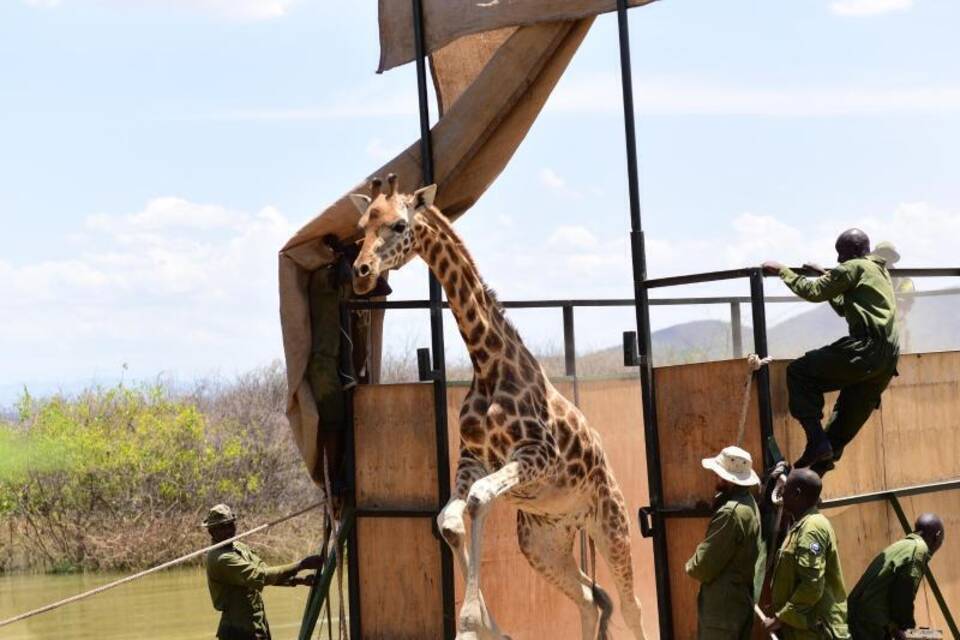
[517, 511, 608, 640]
[588, 481, 649, 640]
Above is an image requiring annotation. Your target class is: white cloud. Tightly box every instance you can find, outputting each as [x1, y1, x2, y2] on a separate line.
[549, 73, 960, 118]
[539, 168, 567, 190]
[538, 167, 582, 198]
[0, 198, 297, 387]
[830, 0, 913, 17]
[547, 225, 600, 251]
[21, 0, 298, 21]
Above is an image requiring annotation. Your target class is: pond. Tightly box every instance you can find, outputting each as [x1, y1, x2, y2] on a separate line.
[0, 566, 345, 639]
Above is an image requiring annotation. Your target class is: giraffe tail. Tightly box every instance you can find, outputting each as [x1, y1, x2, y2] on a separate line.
[592, 582, 614, 640]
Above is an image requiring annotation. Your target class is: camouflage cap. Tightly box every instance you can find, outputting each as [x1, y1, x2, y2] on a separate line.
[202, 504, 236, 528]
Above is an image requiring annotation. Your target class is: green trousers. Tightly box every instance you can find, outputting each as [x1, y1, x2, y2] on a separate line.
[787, 336, 898, 463]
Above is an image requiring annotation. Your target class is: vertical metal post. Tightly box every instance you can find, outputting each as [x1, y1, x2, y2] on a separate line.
[412, 1, 456, 637]
[562, 305, 581, 406]
[749, 270, 775, 470]
[615, 1, 673, 636]
[337, 301, 362, 640]
[730, 302, 743, 359]
[889, 495, 960, 639]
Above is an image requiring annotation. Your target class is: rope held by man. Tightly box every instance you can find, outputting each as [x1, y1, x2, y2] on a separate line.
[735, 353, 774, 447]
[0, 500, 325, 629]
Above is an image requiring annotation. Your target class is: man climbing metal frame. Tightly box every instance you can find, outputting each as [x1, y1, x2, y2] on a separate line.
[762, 228, 900, 474]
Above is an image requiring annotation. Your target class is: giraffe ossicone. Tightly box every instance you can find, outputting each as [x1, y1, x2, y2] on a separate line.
[351, 177, 649, 640]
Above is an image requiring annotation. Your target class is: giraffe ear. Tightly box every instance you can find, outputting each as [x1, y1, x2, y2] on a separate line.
[413, 184, 437, 209]
[349, 194, 371, 215]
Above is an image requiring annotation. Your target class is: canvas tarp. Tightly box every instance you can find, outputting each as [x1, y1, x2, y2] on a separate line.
[280, 17, 594, 480]
[377, 0, 656, 73]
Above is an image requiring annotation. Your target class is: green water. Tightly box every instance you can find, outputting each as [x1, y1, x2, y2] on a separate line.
[0, 567, 342, 639]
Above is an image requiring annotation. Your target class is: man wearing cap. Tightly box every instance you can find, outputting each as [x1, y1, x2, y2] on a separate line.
[765, 469, 849, 639]
[203, 504, 324, 640]
[763, 228, 900, 474]
[686, 446, 764, 639]
[872, 241, 915, 353]
[847, 513, 944, 640]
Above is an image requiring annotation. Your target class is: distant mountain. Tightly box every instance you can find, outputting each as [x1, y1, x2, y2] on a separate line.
[769, 291, 960, 358]
[566, 290, 959, 371]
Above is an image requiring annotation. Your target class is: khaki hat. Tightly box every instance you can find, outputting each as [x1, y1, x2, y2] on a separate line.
[872, 241, 901, 264]
[702, 446, 760, 487]
[202, 504, 236, 528]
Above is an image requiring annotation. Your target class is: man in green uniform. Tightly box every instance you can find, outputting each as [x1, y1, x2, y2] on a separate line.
[203, 504, 323, 640]
[686, 445, 764, 639]
[848, 513, 945, 640]
[763, 228, 899, 472]
[765, 469, 849, 639]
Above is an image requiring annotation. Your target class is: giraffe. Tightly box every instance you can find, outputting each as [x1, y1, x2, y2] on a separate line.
[349, 175, 648, 640]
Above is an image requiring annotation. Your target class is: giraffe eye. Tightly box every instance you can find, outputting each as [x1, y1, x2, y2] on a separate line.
[391, 221, 407, 234]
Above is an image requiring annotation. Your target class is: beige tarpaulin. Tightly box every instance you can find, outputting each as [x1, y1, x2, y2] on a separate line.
[377, 0, 656, 73]
[280, 16, 595, 479]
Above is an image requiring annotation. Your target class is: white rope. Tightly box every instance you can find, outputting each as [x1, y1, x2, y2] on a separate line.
[753, 604, 781, 640]
[735, 353, 774, 447]
[0, 500, 325, 629]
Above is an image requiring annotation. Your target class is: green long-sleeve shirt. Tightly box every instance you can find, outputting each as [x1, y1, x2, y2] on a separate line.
[771, 508, 849, 639]
[685, 488, 763, 639]
[206, 541, 299, 640]
[779, 257, 899, 347]
[847, 533, 930, 639]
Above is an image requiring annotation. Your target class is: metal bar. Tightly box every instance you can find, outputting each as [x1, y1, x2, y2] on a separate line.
[345, 285, 960, 311]
[614, 0, 673, 636]
[821, 478, 960, 509]
[411, 2, 456, 636]
[562, 305, 589, 576]
[355, 508, 438, 518]
[888, 495, 960, 640]
[890, 268, 960, 277]
[730, 302, 743, 359]
[563, 305, 577, 378]
[749, 269, 775, 470]
[658, 478, 960, 518]
[298, 507, 355, 640]
[341, 307, 362, 640]
[645, 267, 755, 289]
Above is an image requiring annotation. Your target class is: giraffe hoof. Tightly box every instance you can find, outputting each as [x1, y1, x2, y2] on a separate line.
[466, 478, 496, 517]
[438, 513, 465, 545]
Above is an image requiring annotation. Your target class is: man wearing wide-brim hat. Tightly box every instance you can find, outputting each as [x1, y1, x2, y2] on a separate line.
[686, 446, 764, 640]
[203, 504, 323, 640]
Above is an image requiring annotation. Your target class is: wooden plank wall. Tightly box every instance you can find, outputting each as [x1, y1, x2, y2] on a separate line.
[657, 352, 960, 639]
[353, 383, 445, 639]
[352, 351, 960, 639]
[353, 377, 656, 639]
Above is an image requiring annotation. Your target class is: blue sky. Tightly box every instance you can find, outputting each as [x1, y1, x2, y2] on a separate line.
[2, 0, 959, 401]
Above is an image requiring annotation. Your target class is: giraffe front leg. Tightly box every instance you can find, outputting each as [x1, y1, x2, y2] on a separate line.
[459, 459, 531, 640]
[439, 461, 508, 640]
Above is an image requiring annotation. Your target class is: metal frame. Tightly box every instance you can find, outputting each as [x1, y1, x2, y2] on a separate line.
[321, 0, 960, 635]
[339, 268, 959, 638]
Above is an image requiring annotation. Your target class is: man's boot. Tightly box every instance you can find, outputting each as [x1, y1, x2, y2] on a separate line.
[794, 418, 834, 468]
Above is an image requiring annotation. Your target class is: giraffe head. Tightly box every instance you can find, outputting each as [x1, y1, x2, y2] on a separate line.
[349, 174, 436, 294]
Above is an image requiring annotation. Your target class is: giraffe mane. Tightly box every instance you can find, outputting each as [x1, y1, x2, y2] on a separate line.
[418, 204, 522, 341]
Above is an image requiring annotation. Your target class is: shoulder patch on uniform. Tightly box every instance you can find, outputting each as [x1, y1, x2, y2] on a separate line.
[809, 541, 822, 555]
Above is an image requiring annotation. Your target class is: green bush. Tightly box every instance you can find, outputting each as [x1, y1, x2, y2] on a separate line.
[0, 365, 318, 572]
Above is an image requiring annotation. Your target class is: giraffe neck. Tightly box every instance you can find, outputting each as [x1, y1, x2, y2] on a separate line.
[412, 207, 516, 381]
